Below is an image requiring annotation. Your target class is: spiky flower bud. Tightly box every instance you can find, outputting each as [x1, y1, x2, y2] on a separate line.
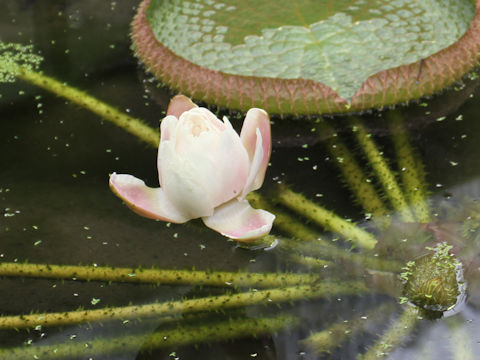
[401, 243, 464, 316]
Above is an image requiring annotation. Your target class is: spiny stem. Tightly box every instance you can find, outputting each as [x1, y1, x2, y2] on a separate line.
[289, 254, 333, 269]
[415, 341, 435, 360]
[248, 192, 341, 250]
[358, 306, 419, 360]
[301, 302, 394, 355]
[0, 283, 367, 329]
[445, 315, 474, 360]
[303, 321, 353, 354]
[292, 239, 403, 273]
[350, 118, 415, 223]
[388, 111, 431, 223]
[17, 68, 160, 147]
[0, 262, 320, 289]
[275, 185, 377, 250]
[319, 122, 391, 225]
[247, 193, 402, 272]
[0, 315, 298, 360]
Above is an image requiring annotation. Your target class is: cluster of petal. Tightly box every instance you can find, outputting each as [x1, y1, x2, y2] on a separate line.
[109, 95, 275, 241]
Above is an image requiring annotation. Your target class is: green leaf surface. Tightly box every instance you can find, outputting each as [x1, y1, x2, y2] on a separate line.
[146, 0, 474, 100]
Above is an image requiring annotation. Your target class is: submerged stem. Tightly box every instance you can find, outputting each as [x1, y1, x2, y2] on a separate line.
[445, 315, 475, 360]
[247, 193, 402, 272]
[320, 123, 391, 225]
[0, 283, 367, 329]
[351, 118, 415, 223]
[289, 254, 333, 269]
[388, 111, 430, 223]
[0, 262, 320, 289]
[275, 185, 377, 250]
[358, 306, 419, 360]
[0, 315, 298, 360]
[17, 68, 159, 147]
[301, 302, 394, 355]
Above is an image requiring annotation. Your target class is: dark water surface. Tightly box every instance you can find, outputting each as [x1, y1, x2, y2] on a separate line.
[1, 1, 480, 359]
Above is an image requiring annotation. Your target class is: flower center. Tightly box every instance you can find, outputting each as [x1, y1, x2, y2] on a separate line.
[188, 117, 210, 137]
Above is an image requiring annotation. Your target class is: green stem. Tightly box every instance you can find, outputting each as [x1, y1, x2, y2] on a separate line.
[17, 68, 159, 147]
[388, 111, 430, 223]
[247, 193, 402, 272]
[289, 254, 333, 269]
[319, 123, 391, 225]
[445, 315, 474, 360]
[248, 192, 342, 250]
[293, 239, 403, 273]
[351, 118, 415, 223]
[0, 262, 320, 289]
[304, 322, 352, 354]
[275, 185, 377, 250]
[301, 302, 394, 355]
[358, 306, 419, 360]
[415, 342, 435, 360]
[0, 315, 298, 360]
[0, 283, 367, 329]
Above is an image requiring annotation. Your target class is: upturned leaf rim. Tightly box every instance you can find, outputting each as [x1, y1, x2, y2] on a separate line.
[132, 0, 480, 115]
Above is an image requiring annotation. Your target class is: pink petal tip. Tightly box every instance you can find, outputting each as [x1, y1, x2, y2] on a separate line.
[109, 173, 189, 223]
[166, 95, 198, 119]
[202, 199, 275, 242]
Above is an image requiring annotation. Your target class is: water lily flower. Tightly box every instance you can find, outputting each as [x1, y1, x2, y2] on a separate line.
[109, 95, 275, 242]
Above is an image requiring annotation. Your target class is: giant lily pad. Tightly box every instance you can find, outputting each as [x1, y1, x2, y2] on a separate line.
[132, 0, 480, 115]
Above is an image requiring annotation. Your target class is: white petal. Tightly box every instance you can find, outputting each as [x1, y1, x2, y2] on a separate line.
[222, 115, 234, 130]
[158, 116, 178, 184]
[240, 108, 271, 191]
[240, 129, 264, 199]
[109, 173, 189, 223]
[207, 128, 249, 205]
[202, 199, 275, 241]
[160, 115, 178, 142]
[165, 125, 249, 208]
[159, 144, 216, 218]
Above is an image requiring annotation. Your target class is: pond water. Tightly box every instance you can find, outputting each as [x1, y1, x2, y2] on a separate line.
[1, 1, 480, 359]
